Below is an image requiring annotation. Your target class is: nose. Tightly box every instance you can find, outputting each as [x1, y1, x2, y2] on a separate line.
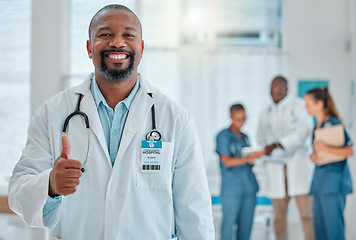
[108, 35, 126, 48]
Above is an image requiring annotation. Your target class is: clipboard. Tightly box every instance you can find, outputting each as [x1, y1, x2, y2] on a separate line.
[241, 146, 264, 157]
[314, 124, 345, 164]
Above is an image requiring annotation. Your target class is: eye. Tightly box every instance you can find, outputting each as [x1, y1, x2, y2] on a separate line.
[123, 33, 135, 38]
[99, 33, 111, 37]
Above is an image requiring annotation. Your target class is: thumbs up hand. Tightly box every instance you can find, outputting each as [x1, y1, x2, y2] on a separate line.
[49, 134, 82, 197]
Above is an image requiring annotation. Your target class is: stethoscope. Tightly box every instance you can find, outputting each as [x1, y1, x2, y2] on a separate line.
[146, 93, 161, 141]
[62, 92, 161, 172]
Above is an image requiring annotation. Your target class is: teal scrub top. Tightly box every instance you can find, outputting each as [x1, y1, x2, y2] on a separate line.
[310, 116, 353, 195]
[216, 128, 259, 197]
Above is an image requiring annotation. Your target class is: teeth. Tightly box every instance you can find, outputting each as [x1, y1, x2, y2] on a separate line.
[108, 54, 127, 59]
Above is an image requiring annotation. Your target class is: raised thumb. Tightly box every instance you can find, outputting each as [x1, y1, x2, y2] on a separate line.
[61, 134, 71, 159]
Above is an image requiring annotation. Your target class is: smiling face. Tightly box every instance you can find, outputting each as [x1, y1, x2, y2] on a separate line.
[86, 9, 144, 83]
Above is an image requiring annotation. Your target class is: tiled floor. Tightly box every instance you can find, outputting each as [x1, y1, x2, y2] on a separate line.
[212, 204, 303, 240]
[1, 209, 354, 240]
[0, 207, 298, 240]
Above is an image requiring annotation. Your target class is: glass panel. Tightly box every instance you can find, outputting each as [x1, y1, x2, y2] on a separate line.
[0, 0, 31, 186]
[141, 0, 180, 48]
[181, 0, 281, 47]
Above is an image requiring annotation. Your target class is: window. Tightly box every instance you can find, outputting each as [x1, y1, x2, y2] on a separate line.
[214, 0, 281, 47]
[0, 0, 31, 186]
[180, 0, 281, 47]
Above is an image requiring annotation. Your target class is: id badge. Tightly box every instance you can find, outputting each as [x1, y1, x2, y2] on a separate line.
[141, 140, 162, 172]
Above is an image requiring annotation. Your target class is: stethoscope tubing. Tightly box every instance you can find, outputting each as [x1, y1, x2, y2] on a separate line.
[62, 92, 161, 172]
[62, 93, 89, 132]
[147, 93, 161, 141]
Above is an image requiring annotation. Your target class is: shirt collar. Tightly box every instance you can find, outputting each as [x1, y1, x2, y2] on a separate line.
[90, 74, 141, 110]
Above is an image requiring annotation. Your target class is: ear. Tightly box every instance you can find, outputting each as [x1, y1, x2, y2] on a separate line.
[315, 100, 325, 111]
[86, 40, 93, 59]
[140, 40, 144, 57]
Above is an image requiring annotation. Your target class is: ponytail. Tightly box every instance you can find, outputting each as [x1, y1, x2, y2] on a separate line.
[324, 88, 340, 119]
[306, 87, 340, 119]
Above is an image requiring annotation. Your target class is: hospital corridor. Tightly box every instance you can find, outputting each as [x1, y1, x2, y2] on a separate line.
[1, 0, 356, 239]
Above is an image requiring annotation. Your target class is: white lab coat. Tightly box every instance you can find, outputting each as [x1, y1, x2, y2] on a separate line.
[8, 73, 215, 240]
[257, 95, 314, 199]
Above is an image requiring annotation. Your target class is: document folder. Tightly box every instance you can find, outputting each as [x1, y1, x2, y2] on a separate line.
[314, 124, 345, 164]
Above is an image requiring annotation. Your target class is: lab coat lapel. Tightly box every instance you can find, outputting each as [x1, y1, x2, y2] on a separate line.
[75, 74, 111, 163]
[114, 78, 154, 167]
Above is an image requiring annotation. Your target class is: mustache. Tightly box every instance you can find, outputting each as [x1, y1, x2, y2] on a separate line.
[99, 49, 135, 58]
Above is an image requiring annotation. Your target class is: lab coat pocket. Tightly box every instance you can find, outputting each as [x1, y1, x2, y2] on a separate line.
[137, 142, 174, 190]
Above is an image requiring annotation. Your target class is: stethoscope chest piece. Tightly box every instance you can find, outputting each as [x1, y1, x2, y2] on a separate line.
[146, 130, 161, 141]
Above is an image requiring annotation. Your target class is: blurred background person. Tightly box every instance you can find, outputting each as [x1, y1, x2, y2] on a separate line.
[257, 76, 314, 240]
[216, 103, 265, 240]
[305, 88, 354, 240]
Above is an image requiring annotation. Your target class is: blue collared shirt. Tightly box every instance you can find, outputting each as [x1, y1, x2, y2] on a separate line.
[91, 75, 140, 166]
[43, 75, 140, 218]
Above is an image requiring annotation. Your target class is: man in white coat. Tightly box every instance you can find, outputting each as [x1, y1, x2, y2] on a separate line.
[257, 76, 314, 240]
[8, 4, 215, 240]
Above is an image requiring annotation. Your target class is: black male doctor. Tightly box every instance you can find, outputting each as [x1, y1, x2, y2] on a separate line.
[9, 4, 215, 240]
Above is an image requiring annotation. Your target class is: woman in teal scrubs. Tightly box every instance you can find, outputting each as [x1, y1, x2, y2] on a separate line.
[216, 104, 265, 240]
[305, 88, 354, 240]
